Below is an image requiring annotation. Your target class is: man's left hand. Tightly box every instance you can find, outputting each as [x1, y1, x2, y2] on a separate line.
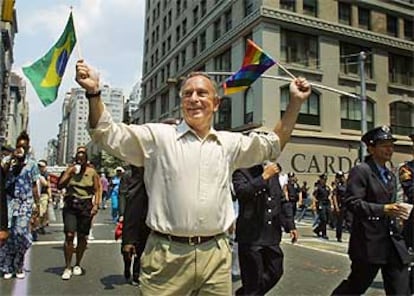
[290, 77, 311, 103]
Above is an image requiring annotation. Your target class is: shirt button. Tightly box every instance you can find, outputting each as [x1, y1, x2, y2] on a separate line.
[390, 231, 393, 235]
[268, 209, 272, 213]
[268, 197, 272, 201]
[268, 221, 272, 225]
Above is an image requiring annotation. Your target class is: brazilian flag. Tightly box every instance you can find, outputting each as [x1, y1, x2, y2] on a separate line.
[23, 13, 77, 107]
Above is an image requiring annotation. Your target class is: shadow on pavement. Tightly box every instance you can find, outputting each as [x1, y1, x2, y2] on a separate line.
[100, 274, 130, 290]
[44, 266, 65, 277]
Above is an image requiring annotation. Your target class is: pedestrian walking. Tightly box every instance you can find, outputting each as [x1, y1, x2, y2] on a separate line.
[109, 167, 124, 223]
[99, 172, 109, 209]
[37, 160, 51, 235]
[58, 146, 101, 280]
[0, 152, 9, 246]
[332, 126, 410, 295]
[399, 132, 414, 293]
[296, 181, 310, 222]
[0, 131, 40, 279]
[285, 172, 301, 218]
[331, 171, 347, 242]
[312, 174, 332, 239]
[232, 160, 298, 295]
[75, 60, 311, 295]
[119, 165, 150, 286]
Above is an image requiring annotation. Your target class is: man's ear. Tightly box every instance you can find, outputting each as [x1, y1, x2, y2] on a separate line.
[213, 96, 221, 112]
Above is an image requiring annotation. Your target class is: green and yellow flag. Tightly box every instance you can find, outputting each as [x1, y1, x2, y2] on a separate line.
[23, 12, 77, 107]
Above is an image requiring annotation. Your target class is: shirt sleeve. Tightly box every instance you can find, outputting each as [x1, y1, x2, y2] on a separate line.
[231, 132, 281, 171]
[88, 107, 156, 167]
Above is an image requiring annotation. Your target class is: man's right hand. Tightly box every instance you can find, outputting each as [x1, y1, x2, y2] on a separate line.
[0, 230, 9, 246]
[262, 162, 279, 181]
[384, 203, 404, 218]
[75, 60, 100, 93]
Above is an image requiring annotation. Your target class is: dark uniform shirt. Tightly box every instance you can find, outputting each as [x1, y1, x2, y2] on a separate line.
[314, 183, 331, 207]
[334, 182, 347, 208]
[233, 165, 295, 245]
[400, 160, 414, 203]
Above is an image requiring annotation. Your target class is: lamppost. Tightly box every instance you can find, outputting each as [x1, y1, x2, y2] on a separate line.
[359, 51, 367, 162]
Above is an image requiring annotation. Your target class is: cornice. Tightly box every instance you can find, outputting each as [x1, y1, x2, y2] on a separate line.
[261, 7, 414, 52]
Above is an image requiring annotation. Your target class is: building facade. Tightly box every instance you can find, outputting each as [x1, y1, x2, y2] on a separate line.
[138, 0, 414, 182]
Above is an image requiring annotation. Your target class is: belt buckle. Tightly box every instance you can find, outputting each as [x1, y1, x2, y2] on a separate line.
[189, 236, 201, 245]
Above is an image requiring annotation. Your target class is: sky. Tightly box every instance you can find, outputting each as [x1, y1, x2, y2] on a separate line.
[13, 0, 145, 158]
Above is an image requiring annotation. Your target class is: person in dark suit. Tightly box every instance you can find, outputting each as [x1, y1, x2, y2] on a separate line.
[399, 132, 414, 293]
[232, 161, 298, 296]
[332, 126, 410, 295]
[120, 165, 150, 286]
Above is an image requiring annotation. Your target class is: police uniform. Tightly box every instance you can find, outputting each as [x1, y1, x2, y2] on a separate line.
[286, 172, 301, 218]
[313, 174, 331, 239]
[333, 172, 347, 242]
[399, 133, 414, 293]
[332, 126, 410, 296]
[232, 164, 295, 296]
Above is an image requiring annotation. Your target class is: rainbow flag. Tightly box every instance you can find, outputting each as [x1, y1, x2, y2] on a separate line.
[23, 13, 77, 107]
[223, 39, 276, 95]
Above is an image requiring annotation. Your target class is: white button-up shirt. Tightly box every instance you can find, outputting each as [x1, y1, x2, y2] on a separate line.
[90, 108, 280, 236]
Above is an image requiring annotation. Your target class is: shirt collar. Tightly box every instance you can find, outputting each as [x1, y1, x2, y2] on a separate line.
[176, 120, 221, 143]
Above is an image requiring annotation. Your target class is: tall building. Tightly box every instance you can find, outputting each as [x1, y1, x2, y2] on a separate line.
[138, 0, 413, 181]
[0, 0, 18, 147]
[125, 82, 140, 124]
[58, 85, 124, 165]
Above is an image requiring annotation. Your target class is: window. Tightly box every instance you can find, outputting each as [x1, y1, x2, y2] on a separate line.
[192, 39, 198, 58]
[163, 16, 167, 34]
[182, 18, 187, 36]
[281, 29, 318, 68]
[341, 95, 374, 130]
[244, 0, 254, 16]
[338, 2, 351, 25]
[181, 49, 186, 67]
[175, 55, 179, 72]
[389, 53, 413, 86]
[390, 102, 414, 136]
[161, 92, 169, 114]
[176, 0, 181, 15]
[193, 6, 199, 25]
[176, 25, 180, 42]
[215, 96, 232, 130]
[404, 19, 413, 41]
[214, 19, 221, 41]
[214, 49, 231, 83]
[200, 31, 206, 51]
[200, 0, 207, 16]
[387, 15, 398, 37]
[150, 100, 156, 120]
[244, 87, 254, 124]
[340, 42, 372, 78]
[358, 7, 370, 30]
[225, 9, 232, 32]
[303, 0, 317, 17]
[280, 0, 296, 12]
[281, 86, 320, 125]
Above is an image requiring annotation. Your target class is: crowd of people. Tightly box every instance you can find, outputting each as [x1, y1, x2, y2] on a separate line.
[0, 59, 412, 296]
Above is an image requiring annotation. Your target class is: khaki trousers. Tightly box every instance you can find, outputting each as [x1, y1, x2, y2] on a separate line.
[139, 232, 232, 296]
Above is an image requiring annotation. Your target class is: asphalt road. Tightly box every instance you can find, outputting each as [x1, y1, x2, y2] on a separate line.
[0, 207, 385, 296]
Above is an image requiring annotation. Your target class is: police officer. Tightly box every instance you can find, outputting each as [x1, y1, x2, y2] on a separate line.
[285, 172, 301, 218]
[313, 173, 331, 239]
[399, 132, 414, 293]
[332, 171, 347, 242]
[332, 126, 410, 295]
[232, 161, 298, 296]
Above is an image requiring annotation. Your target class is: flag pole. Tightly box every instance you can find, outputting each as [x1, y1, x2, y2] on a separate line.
[70, 6, 82, 60]
[276, 62, 296, 80]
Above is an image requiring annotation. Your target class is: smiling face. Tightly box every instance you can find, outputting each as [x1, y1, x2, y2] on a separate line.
[368, 140, 394, 165]
[75, 151, 88, 167]
[180, 74, 220, 138]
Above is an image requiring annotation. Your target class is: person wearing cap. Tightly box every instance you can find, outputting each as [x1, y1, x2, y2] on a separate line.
[285, 172, 301, 218]
[58, 147, 101, 280]
[232, 161, 298, 295]
[399, 132, 414, 293]
[331, 171, 347, 242]
[332, 126, 410, 295]
[76, 59, 311, 294]
[312, 173, 331, 239]
[37, 160, 51, 235]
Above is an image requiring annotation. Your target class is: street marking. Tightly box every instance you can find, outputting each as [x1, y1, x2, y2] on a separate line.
[12, 249, 29, 296]
[281, 239, 349, 258]
[48, 223, 109, 227]
[33, 239, 120, 246]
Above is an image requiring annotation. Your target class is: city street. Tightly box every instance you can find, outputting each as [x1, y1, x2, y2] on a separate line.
[0, 208, 385, 296]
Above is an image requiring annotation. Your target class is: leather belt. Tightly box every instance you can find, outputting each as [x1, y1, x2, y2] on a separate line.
[153, 231, 219, 245]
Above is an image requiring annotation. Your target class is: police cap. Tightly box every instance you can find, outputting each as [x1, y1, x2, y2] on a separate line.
[319, 173, 327, 180]
[335, 171, 344, 178]
[288, 172, 295, 178]
[361, 125, 396, 146]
